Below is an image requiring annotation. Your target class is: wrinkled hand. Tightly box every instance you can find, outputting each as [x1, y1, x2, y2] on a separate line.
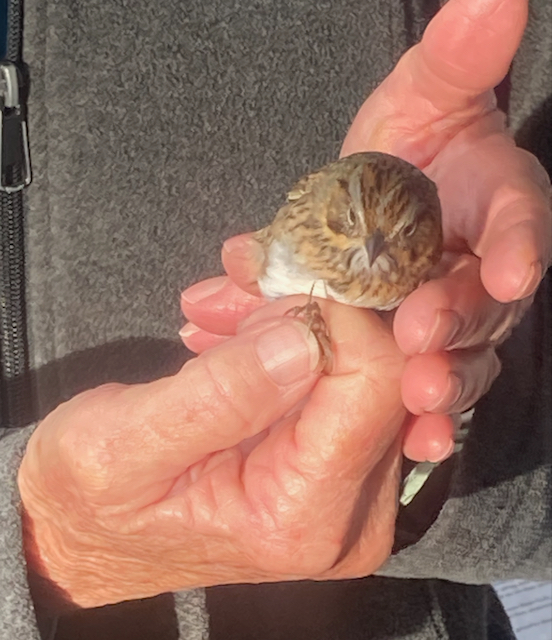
[19, 299, 405, 609]
[180, 0, 551, 463]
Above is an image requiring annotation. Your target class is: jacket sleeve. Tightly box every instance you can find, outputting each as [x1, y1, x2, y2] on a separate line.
[0, 424, 46, 640]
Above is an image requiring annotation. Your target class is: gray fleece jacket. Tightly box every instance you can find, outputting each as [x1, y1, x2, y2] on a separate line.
[0, 0, 550, 639]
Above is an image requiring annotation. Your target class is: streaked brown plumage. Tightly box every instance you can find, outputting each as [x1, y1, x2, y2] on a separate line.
[254, 151, 443, 311]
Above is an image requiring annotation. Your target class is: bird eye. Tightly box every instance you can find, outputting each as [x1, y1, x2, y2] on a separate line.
[403, 221, 417, 237]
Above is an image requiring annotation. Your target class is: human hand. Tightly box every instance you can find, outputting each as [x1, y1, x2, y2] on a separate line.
[18, 299, 405, 609]
[180, 0, 551, 463]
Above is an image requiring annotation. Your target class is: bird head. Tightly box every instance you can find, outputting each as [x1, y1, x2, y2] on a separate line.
[321, 152, 443, 278]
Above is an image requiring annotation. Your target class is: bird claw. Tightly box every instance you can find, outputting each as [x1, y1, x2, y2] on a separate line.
[285, 301, 333, 374]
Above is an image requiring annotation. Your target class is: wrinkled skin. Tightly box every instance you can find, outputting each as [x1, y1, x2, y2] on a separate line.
[180, 0, 551, 463]
[19, 300, 405, 607]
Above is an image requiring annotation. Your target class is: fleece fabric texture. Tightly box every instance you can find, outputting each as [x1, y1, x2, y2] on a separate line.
[0, 426, 41, 640]
[0, 0, 550, 638]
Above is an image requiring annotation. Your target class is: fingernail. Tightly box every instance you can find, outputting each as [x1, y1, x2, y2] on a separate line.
[181, 277, 226, 304]
[255, 322, 321, 385]
[223, 234, 264, 261]
[513, 260, 542, 300]
[420, 309, 462, 353]
[427, 438, 455, 464]
[179, 323, 200, 340]
[425, 373, 462, 412]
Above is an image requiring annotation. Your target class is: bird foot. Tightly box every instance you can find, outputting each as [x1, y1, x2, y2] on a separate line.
[285, 301, 333, 374]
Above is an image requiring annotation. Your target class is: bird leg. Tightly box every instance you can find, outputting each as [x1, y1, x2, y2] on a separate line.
[285, 288, 333, 374]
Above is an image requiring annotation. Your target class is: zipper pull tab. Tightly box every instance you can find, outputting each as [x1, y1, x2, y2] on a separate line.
[0, 62, 31, 192]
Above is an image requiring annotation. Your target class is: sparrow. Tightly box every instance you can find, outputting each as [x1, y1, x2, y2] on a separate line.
[253, 152, 446, 504]
[254, 151, 443, 312]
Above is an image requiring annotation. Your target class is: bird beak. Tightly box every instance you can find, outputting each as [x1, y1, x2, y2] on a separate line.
[365, 230, 386, 267]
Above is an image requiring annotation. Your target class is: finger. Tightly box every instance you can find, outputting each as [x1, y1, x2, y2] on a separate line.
[480, 215, 550, 303]
[221, 233, 264, 296]
[181, 276, 266, 335]
[429, 124, 552, 302]
[417, 0, 527, 101]
[402, 413, 455, 463]
[394, 254, 531, 355]
[246, 296, 405, 470]
[401, 346, 501, 416]
[179, 323, 230, 353]
[243, 301, 406, 572]
[109, 314, 323, 485]
[341, 0, 527, 164]
[283, 415, 458, 577]
[327, 435, 404, 579]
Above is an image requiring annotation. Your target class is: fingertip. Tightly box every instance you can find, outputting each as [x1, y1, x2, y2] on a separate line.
[421, 0, 527, 95]
[393, 289, 436, 356]
[179, 323, 229, 353]
[394, 284, 459, 355]
[180, 276, 228, 309]
[221, 232, 259, 261]
[481, 250, 543, 303]
[221, 233, 264, 296]
[181, 277, 266, 336]
[401, 353, 452, 415]
[179, 322, 199, 341]
[403, 346, 501, 419]
[402, 413, 455, 463]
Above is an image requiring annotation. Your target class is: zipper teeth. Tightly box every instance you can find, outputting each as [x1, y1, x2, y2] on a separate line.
[6, 0, 22, 61]
[1, 0, 31, 428]
[0, 190, 29, 427]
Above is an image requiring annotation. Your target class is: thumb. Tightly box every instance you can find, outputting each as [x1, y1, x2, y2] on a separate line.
[341, 0, 527, 163]
[418, 0, 527, 99]
[118, 316, 322, 477]
[22, 314, 323, 513]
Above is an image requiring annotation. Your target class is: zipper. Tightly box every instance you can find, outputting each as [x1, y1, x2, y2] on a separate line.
[0, 0, 32, 428]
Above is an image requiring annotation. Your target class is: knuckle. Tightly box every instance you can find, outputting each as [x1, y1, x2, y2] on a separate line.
[245, 489, 342, 576]
[56, 387, 124, 497]
[252, 532, 339, 577]
[517, 148, 552, 193]
[193, 356, 259, 433]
